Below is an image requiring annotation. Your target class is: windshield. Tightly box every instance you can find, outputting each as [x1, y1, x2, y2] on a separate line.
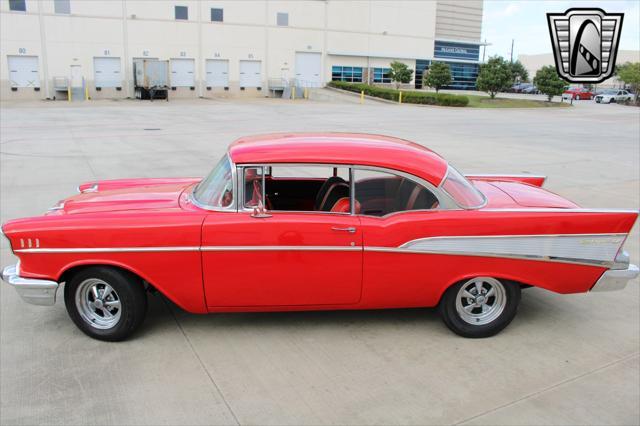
[441, 166, 486, 209]
[192, 154, 234, 208]
[602, 90, 617, 94]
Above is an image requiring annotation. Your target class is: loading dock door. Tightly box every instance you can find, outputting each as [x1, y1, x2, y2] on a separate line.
[295, 52, 321, 87]
[171, 58, 195, 87]
[239, 60, 261, 88]
[205, 59, 229, 88]
[94, 57, 121, 88]
[7, 55, 40, 87]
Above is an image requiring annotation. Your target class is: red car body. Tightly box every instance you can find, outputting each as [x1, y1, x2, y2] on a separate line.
[563, 87, 594, 100]
[1, 133, 638, 336]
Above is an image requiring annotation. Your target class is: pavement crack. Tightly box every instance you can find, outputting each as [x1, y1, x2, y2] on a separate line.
[163, 298, 241, 426]
[454, 351, 640, 425]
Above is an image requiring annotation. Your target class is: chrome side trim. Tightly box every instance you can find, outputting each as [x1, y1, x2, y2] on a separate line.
[591, 264, 639, 292]
[398, 234, 625, 265]
[364, 246, 615, 267]
[15, 246, 201, 254]
[1, 262, 59, 306]
[14, 245, 361, 254]
[201, 245, 361, 252]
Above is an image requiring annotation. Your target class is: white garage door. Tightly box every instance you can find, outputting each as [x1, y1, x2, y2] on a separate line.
[171, 58, 195, 87]
[205, 59, 229, 88]
[239, 60, 262, 88]
[7, 55, 40, 88]
[94, 57, 121, 88]
[295, 52, 321, 87]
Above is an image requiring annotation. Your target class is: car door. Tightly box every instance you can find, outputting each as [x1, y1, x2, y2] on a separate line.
[201, 165, 363, 308]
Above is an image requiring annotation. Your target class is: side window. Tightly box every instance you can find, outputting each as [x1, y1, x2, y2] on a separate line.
[248, 165, 351, 213]
[354, 169, 439, 216]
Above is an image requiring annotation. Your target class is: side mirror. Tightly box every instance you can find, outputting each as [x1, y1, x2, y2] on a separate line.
[251, 200, 272, 218]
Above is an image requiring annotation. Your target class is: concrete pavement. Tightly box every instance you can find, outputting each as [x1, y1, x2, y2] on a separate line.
[1, 97, 639, 425]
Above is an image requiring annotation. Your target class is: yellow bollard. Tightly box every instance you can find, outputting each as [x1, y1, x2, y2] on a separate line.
[304, 88, 308, 99]
[85, 86, 89, 100]
[360, 90, 364, 104]
[67, 87, 71, 102]
[292, 86, 296, 100]
[399, 91, 403, 104]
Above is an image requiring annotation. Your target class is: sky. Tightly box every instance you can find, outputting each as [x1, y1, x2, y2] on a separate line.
[481, 0, 640, 60]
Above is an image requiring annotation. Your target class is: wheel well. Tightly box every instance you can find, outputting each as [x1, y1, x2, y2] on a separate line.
[438, 276, 529, 304]
[59, 264, 150, 290]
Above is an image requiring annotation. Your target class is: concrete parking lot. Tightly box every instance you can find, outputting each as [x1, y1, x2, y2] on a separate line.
[1, 96, 639, 425]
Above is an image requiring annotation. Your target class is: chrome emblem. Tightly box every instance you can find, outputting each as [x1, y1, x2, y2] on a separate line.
[547, 8, 624, 83]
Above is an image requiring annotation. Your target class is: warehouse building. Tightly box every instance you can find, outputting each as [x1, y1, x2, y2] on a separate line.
[0, 0, 484, 100]
[519, 50, 640, 89]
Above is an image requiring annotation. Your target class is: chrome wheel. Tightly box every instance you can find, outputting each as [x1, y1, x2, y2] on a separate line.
[455, 277, 506, 326]
[75, 278, 122, 329]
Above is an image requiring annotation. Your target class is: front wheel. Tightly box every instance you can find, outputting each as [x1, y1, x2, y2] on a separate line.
[64, 267, 147, 341]
[439, 277, 521, 338]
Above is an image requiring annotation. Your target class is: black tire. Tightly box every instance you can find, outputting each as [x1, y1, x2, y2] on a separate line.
[64, 266, 147, 341]
[438, 277, 521, 338]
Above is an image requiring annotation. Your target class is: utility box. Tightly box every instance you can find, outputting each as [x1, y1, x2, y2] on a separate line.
[133, 59, 169, 100]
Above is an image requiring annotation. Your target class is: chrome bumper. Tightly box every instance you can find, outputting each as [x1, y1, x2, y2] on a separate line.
[1, 263, 59, 306]
[591, 264, 639, 292]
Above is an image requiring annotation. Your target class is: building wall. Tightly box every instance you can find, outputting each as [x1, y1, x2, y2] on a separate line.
[518, 50, 640, 88]
[435, 0, 483, 42]
[1, 0, 483, 100]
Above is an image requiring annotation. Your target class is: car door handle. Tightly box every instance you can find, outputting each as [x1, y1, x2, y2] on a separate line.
[331, 226, 356, 233]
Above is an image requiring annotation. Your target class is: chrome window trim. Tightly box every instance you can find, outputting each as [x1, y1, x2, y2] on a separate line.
[234, 162, 459, 216]
[439, 165, 488, 210]
[189, 154, 238, 212]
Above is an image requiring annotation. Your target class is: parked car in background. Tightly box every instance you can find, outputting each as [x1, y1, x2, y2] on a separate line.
[510, 83, 528, 93]
[562, 86, 594, 100]
[521, 84, 539, 94]
[2, 133, 638, 341]
[594, 89, 634, 104]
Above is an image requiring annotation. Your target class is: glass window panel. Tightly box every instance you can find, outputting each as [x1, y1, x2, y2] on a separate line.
[211, 8, 223, 22]
[354, 169, 439, 216]
[175, 5, 188, 20]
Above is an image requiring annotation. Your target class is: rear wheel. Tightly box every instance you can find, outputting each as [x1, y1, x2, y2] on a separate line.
[64, 267, 147, 341]
[439, 277, 520, 338]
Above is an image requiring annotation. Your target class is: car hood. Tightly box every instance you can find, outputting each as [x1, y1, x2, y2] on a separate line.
[472, 180, 578, 209]
[58, 182, 195, 215]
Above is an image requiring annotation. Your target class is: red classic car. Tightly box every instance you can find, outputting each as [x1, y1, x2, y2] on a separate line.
[2, 133, 638, 341]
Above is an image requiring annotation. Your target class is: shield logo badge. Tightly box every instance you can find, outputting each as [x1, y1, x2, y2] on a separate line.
[547, 8, 624, 83]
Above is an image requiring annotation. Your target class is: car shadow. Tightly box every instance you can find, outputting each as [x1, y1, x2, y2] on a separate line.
[150, 292, 444, 333]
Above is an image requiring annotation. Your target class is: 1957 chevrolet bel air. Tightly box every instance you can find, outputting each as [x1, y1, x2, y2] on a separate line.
[2, 133, 638, 341]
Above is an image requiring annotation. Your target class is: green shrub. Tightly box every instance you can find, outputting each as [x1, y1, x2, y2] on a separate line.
[327, 81, 468, 107]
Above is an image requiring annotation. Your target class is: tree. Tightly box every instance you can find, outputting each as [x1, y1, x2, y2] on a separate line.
[423, 62, 451, 93]
[616, 62, 640, 103]
[509, 60, 529, 83]
[476, 56, 512, 98]
[389, 61, 414, 89]
[533, 65, 566, 101]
